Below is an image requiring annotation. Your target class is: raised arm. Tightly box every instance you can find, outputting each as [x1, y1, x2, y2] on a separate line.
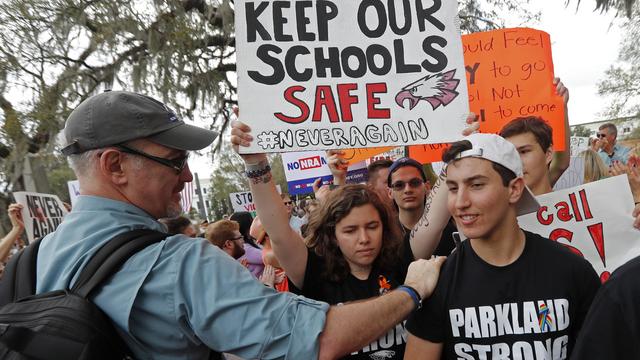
[409, 171, 451, 259]
[326, 149, 348, 186]
[231, 119, 308, 287]
[549, 77, 570, 186]
[0, 203, 24, 263]
[408, 113, 478, 259]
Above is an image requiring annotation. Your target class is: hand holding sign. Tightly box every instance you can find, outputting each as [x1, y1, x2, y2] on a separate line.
[8, 203, 25, 232]
[236, 0, 469, 153]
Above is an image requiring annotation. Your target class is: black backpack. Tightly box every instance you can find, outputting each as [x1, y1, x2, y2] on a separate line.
[0, 229, 168, 360]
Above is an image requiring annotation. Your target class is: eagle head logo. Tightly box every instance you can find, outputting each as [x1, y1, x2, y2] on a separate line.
[395, 69, 460, 111]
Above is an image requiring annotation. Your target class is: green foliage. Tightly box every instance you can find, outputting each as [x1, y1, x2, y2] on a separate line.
[571, 125, 592, 137]
[598, 3, 640, 118]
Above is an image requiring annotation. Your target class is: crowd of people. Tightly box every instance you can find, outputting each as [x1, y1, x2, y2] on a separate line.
[1, 77, 640, 359]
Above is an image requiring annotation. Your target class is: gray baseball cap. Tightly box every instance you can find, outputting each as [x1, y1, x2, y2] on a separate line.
[61, 90, 218, 155]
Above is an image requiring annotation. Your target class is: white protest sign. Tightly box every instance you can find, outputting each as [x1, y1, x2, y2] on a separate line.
[229, 185, 282, 216]
[518, 175, 638, 282]
[570, 136, 589, 157]
[67, 180, 81, 206]
[553, 156, 584, 191]
[282, 151, 368, 194]
[236, 0, 469, 153]
[13, 191, 69, 243]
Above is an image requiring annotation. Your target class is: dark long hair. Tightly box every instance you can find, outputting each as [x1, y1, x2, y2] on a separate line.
[230, 212, 260, 248]
[305, 184, 403, 282]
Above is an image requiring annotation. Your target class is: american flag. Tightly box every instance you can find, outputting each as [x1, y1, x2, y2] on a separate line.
[180, 181, 194, 214]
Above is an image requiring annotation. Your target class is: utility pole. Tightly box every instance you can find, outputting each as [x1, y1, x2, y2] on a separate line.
[194, 173, 208, 221]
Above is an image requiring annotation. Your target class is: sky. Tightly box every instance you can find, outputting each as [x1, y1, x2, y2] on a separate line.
[531, 1, 622, 125]
[189, 2, 625, 178]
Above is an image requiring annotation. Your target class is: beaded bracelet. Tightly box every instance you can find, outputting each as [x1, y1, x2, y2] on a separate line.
[245, 164, 271, 179]
[245, 159, 270, 177]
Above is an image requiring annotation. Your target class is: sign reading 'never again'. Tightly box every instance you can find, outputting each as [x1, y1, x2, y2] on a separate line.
[236, 0, 469, 153]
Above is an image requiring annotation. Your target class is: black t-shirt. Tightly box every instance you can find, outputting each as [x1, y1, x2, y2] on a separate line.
[402, 220, 457, 259]
[406, 230, 600, 360]
[572, 255, 640, 359]
[290, 246, 414, 360]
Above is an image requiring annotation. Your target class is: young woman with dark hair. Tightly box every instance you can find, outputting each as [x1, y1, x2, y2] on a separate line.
[230, 120, 459, 360]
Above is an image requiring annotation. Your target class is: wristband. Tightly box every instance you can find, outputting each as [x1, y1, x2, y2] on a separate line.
[397, 285, 422, 309]
[245, 160, 271, 179]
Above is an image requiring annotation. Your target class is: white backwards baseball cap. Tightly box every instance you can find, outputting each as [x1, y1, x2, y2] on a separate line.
[449, 133, 540, 216]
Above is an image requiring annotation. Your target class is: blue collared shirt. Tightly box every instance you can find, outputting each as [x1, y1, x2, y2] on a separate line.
[36, 195, 328, 359]
[598, 143, 631, 166]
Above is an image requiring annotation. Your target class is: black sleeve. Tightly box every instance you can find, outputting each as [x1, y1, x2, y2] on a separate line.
[571, 287, 639, 359]
[571, 258, 601, 341]
[405, 278, 447, 343]
[288, 249, 323, 300]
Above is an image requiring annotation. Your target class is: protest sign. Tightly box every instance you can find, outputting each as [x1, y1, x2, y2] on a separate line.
[553, 157, 585, 191]
[13, 191, 69, 243]
[407, 27, 567, 163]
[230, 185, 282, 216]
[518, 175, 638, 283]
[282, 151, 367, 195]
[408, 142, 451, 164]
[366, 147, 406, 164]
[570, 136, 589, 157]
[67, 180, 81, 206]
[343, 146, 395, 164]
[463, 28, 566, 149]
[236, 0, 469, 153]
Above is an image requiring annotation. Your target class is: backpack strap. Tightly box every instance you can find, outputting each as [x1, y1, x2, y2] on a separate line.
[71, 229, 168, 298]
[0, 238, 43, 305]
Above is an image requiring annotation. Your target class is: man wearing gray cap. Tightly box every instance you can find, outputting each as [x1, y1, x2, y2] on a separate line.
[36, 91, 445, 359]
[404, 133, 600, 360]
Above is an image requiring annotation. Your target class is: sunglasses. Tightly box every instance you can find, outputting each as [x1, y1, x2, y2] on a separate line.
[116, 144, 189, 174]
[283, 201, 293, 205]
[391, 178, 424, 191]
[596, 133, 607, 138]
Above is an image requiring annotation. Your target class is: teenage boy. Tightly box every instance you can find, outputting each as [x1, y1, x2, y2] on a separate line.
[387, 158, 456, 257]
[499, 78, 570, 195]
[404, 133, 600, 359]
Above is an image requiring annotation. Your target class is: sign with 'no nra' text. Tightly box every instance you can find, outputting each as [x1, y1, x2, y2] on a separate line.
[236, 0, 469, 153]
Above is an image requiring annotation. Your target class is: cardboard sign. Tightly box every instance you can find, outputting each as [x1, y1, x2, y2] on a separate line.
[408, 142, 452, 164]
[553, 156, 585, 191]
[570, 136, 589, 157]
[67, 180, 81, 206]
[518, 175, 638, 283]
[464, 28, 565, 149]
[282, 151, 368, 195]
[366, 147, 406, 164]
[343, 146, 395, 164]
[13, 191, 69, 243]
[236, 0, 469, 153]
[407, 27, 567, 163]
[230, 185, 282, 216]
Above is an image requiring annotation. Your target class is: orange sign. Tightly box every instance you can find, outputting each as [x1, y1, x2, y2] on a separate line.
[342, 146, 395, 164]
[409, 27, 566, 164]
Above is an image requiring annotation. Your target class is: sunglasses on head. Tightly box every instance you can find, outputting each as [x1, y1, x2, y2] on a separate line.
[391, 178, 424, 191]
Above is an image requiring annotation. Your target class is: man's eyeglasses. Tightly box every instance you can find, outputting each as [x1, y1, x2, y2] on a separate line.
[230, 235, 244, 241]
[391, 178, 424, 191]
[116, 144, 189, 174]
[596, 133, 607, 138]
